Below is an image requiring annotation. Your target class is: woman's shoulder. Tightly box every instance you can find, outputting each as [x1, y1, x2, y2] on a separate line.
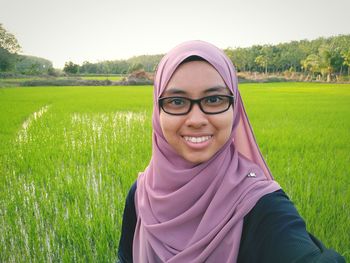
[238, 189, 345, 262]
[123, 181, 137, 218]
[126, 181, 137, 205]
[248, 189, 295, 219]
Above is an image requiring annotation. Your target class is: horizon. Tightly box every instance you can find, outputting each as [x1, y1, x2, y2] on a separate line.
[1, 0, 350, 69]
[18, 33, 350, 70]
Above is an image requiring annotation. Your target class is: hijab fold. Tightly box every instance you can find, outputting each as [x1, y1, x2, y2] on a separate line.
[134, 40, 280, 263]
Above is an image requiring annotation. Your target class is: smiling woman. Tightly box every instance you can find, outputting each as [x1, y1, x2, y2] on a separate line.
[117, 41, 345, 263]
[159, 60, 234, 164]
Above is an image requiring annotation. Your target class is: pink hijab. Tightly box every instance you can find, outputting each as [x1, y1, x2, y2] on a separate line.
[134, 40, 281, 262]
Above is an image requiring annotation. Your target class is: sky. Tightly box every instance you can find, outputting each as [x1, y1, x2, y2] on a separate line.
[1, 0, 349, 69]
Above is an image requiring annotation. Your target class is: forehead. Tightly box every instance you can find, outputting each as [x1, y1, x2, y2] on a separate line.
[163, 61, 230, 96]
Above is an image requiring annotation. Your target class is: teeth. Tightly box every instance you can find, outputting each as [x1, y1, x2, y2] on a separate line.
[183, 136, 212, 143]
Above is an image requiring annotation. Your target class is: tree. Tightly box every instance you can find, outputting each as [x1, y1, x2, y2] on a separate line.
[255, 55, 268, 74]
[0, 23, 21, 72]
[225, 47, 250, 72]
[80, 61, 97, 74]
[0, 47, 16, 71]
[341, 49, 350, 76]
[15, 55, 53, 75]
[63, 61, 79, 74]
[301, 54, 321, 79]
[127, 54, 163, 72]
[128, 63, 144, 73]
[0, 23, 21, 53]
[318, 45, 333, 82]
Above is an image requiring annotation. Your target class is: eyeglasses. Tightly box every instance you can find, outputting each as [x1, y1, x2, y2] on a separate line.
[158, 95, 234, 115]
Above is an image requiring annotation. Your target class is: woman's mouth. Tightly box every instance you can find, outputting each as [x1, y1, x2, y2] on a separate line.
[182, 135, 213, 150]
[183, 135, 212, 143]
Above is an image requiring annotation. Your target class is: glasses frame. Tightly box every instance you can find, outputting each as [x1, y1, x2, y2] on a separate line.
[158, 95, 235, 116]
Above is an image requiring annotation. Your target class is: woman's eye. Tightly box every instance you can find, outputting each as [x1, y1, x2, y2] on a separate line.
[169, 98, 185, 106]
[205, 96, 223, 104]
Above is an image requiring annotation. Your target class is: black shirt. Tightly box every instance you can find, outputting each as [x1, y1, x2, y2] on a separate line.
[118, 182, 345, 263]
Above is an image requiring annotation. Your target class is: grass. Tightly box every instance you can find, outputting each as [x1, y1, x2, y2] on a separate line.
[0, 83, 349, 261]
[0, 75, 125, 87]
[240, 83, 350, 258]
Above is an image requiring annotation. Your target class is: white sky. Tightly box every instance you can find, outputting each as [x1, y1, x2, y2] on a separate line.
[1, 0, 349, 68]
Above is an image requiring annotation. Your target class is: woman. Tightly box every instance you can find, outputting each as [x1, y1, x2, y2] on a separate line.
[118, 41, 344, 262]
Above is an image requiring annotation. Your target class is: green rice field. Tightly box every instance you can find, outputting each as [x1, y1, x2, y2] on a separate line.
[0, 75, 125, 87]
[0, 83, 349, 261]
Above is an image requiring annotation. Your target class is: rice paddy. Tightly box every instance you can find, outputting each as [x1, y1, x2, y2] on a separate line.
[0, 83, 349, 261]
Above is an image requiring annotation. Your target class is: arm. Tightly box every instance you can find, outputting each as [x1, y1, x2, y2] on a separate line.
[238, 190, 345, 263]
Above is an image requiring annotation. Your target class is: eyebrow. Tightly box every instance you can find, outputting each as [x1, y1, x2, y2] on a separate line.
[205, 86, 230, 93]
[164, 85, 230, 96]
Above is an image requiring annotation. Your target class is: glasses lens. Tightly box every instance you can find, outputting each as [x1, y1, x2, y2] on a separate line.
[200, 95, 231, 113]
[161, 97, 191, 114]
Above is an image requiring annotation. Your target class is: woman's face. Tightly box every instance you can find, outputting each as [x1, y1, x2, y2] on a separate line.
[159, 60, 234, 164]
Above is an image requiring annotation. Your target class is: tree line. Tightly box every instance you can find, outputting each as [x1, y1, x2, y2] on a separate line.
[1, 23, 349, 81]
[63, 54, 164, 75]
[224, 35, 350, 81]
[64, 35, 350, 82]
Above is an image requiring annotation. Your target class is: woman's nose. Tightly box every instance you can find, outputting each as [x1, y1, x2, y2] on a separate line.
[184, 103, 208, 128]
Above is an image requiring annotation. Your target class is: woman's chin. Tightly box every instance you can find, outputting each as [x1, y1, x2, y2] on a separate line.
[182, 153, 211, 165]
